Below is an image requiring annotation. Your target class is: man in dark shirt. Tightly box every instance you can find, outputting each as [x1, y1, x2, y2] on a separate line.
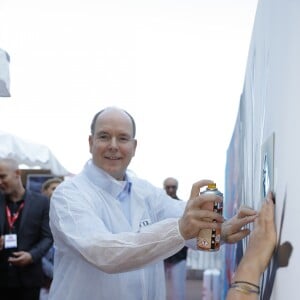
[163, 177, 188, 300]
[0, 158, 53, 300]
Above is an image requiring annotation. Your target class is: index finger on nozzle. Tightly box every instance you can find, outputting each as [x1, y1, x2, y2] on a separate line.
[189, 179, 214, 198]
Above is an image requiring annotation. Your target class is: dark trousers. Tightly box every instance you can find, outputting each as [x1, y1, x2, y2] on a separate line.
[0, 287, 40, 300]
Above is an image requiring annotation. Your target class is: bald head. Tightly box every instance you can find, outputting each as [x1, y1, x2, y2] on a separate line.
[0, 158, 24, 198]
[0, 158, 19, 171]
[163, 177, 179, 199]
[90, 107, 136, 138]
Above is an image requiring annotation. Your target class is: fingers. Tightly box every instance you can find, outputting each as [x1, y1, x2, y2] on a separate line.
[189, 179, 214, 199]
[222, 191, 276, 248]
[237, 206, 257, 219]
[265, 191, 275, 219]
[241, 192, 277, 273]
[195, 209, 224, 223]
[255, 192, 275, 231]
[199, 193, 223, 210]
[180, 179, 224, 240]
[179, 215, 222, 240]
[236, 214, 257, 228]
[267, 191, 275, 204]
[256, 191, 276, 243]
[8, 251, 30, 266]
[179, 205, 224, 240]
[225, 228, 251, 244]
[187, 192, 223, 213]
[221, 211, 257, 244]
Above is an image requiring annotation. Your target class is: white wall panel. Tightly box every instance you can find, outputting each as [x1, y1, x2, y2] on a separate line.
[224, 0, 299, 298]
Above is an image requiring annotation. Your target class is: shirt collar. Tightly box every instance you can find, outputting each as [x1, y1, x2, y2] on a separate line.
[83, 159, 132, 199]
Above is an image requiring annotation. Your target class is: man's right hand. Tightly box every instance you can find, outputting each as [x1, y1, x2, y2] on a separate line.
[178, 179, 224, 240]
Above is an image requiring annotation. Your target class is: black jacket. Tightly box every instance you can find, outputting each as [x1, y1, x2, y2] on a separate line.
[0, 190, 53, 287]
[164, 246, 188, 264]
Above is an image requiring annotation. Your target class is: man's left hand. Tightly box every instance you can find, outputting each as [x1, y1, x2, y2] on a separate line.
[221, 206, 257, 244]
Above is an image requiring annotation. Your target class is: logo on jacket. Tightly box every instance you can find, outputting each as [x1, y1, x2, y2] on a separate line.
[139, 219, 151, 227]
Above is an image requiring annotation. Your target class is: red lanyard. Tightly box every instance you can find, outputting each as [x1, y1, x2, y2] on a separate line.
[5, 202, 25, 231]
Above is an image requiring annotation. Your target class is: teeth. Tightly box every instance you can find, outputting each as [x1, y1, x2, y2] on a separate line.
[106, 156, 119, 160]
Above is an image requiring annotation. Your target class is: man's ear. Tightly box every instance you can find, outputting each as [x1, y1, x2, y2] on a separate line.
[88, 135, 93, 154]
[132, 139, 137, 156]
[15, 168, 22, 178]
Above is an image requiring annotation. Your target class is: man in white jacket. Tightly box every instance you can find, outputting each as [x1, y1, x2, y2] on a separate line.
[49, 106, 257, 300]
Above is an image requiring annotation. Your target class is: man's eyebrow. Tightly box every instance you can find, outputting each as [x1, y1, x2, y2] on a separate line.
[95, 131, 132, 137]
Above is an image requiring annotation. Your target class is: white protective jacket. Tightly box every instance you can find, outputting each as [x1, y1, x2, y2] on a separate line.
[49, 160, 192, 300]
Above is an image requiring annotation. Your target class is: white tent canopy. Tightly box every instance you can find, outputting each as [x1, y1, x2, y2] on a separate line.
[0, 131, 71, 176]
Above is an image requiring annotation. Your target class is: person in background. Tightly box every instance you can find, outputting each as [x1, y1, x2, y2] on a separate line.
[163, 177, 188, 300]
[41, 178, 63, 199]
[48, 106, 258, 300]
[226, 191, 276, 300]
[39, 177, 63, 300]
[0, 158, 53, 300]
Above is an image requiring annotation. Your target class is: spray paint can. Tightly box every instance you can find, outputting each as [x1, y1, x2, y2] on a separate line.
[197, 183, 223, 251]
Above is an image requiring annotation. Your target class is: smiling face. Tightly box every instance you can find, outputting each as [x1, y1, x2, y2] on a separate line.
[89, 108, 137, 180]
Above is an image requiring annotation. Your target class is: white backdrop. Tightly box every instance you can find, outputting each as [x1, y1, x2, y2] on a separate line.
[224, 0, 299, 298]
[0, 0, 258, 200]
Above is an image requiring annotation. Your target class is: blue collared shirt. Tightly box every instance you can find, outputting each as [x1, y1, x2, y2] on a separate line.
[117, 179, 132, 224]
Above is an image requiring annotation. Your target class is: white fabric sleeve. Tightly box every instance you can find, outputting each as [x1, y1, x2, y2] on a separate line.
[50, 183, 186, 274]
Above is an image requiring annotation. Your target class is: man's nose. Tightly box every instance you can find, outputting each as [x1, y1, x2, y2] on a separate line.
[109, 136, 118, 147]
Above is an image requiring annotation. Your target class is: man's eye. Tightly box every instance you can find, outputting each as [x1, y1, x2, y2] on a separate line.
[118, 136, 131, 143]
[98, 134, 110, 141]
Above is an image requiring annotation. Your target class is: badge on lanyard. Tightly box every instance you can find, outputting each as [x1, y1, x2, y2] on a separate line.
[4, 234, 17, 249]
[5, 202, 24, 248]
